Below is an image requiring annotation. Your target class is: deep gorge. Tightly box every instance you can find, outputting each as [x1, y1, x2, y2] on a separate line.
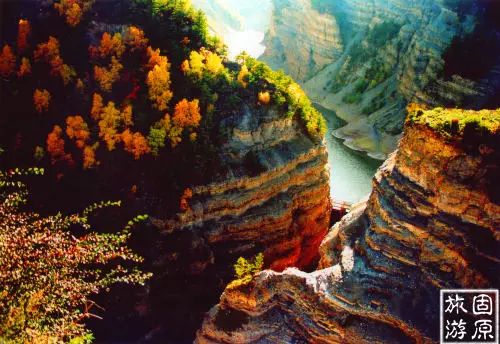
[0, 1, 498, 343]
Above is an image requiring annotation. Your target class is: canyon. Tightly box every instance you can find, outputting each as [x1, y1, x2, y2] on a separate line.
[196, 108, 500, 343]
[90, 101, 334, 342]
[197, 0, 500, 160]
[1, 1, 498, 342]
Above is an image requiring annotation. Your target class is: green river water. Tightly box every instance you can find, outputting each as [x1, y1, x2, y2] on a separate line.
[314, 104, 383, 204]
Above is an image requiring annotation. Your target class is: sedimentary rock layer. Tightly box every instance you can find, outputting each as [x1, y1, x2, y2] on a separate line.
[260, 0, 342, 82]
[262, 0, 498, 159]
[151, 103, 331, 277]
[196, 113, 500, 343]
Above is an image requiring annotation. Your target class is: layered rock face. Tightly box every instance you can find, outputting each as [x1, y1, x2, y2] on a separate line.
[196, 111, 499, 343]
[156, 104, 331, 272]
[138, 104, 331, 340]
[260, 0, 342, 82]
[262, 0, 499, 159]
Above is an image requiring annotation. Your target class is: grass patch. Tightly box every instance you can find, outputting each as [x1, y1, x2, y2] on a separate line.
[407, 105, 500, 138]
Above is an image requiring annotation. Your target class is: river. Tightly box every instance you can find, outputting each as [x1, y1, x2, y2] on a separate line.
[314, 104, 382, 204]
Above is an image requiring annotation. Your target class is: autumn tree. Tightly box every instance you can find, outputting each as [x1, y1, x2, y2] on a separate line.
[258, 91, 271, 105]
[34, 36, 60, 61]
[121, 104, 133, 126]
[94, 56, 123, 92]
[76, 78, 84, 92]
[66, 115, 90, 149]
[33, 89, 51, 113]
[98, 101, 122, 150]
[91, 92, 103, 120]
[180, 59, 190, 73]
[33, 146, 45, 161]
[17, 19, 31, 53]
[34, 37, 75, 85]
[187, 50, 204, 76]
[172, 98, 201, 128]
[205, 51, 223, 74]
[146, 53, 173, 111]
[46, 125, 68, 164]
[125, 26, 148, 52]
[89, 32, 125, 59]
[184, 49, 224, 77]
[121, 129, 150, 159]
[237, 64, 249, 88]
[0, 45, 16, 78]
[83, 144, 98, 169]
[54, 0, 94, 27]
[17, 57, 31, 77]
[179, 188, 193, 212]
[146, 46, 165, 70]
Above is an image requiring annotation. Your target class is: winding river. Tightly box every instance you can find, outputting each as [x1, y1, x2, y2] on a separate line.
[314, 104, 382, 204]
[189, 1, 382, 204]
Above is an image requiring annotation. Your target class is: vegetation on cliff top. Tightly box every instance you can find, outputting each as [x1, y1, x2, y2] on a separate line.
[407, 104, 500, 138]
[238, 53, 327, 137]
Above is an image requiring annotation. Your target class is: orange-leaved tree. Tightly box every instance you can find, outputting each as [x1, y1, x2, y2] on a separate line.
[179, 188, 193, 212]
[94, 56, 123, 92]
[121, 129, 150, 159]
[17, 57, 31, 77]
[46, 125, 68, 164]
[83, 144, 98, 169]
[33, 89, 51, 113]
[146, 47, 165, 70]
[90, 92, 104, 120]
[89, 32, 125, 59]
[125, 26, 148, 52]
[0, 44, 16, 78]
[258, 91, 271, 105]
[172, 98, 201, 128]
[54, 0, 95, 27]
[65, 115, 90, 149]
[17, 19, 31, 53]
[34, 36, 75, 85]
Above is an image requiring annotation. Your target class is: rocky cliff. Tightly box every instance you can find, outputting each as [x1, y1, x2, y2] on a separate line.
[261, 0, 500, 159]
[195, 107, 500, 343]
[133, 102, 332, 341]
[155, 103, 331, 273]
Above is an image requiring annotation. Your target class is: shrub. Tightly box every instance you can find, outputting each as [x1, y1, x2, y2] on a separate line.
[342, 92, 362, 104]
[0, 167, 151, 342]
[406, 104, 500, 139]
[227, 253, 264, 289]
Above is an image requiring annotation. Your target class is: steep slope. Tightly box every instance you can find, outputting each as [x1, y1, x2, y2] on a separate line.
[0, 1, 331, 340]
[196, 107, 500, 343]
[260, 0, 342, 82]
[262, 0, 500, 159]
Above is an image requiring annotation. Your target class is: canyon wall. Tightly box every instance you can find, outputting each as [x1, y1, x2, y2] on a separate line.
[196, 108, 500, 343]
[140, 103, 331, 340]
[155, 103, 331, 272]
[261, 0, 500, 159]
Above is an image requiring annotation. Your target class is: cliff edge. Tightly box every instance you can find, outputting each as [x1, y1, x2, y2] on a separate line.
[196, 107, 500, 343]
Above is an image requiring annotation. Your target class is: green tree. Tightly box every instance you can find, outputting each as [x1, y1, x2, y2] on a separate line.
[228, 253, 264, 289]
